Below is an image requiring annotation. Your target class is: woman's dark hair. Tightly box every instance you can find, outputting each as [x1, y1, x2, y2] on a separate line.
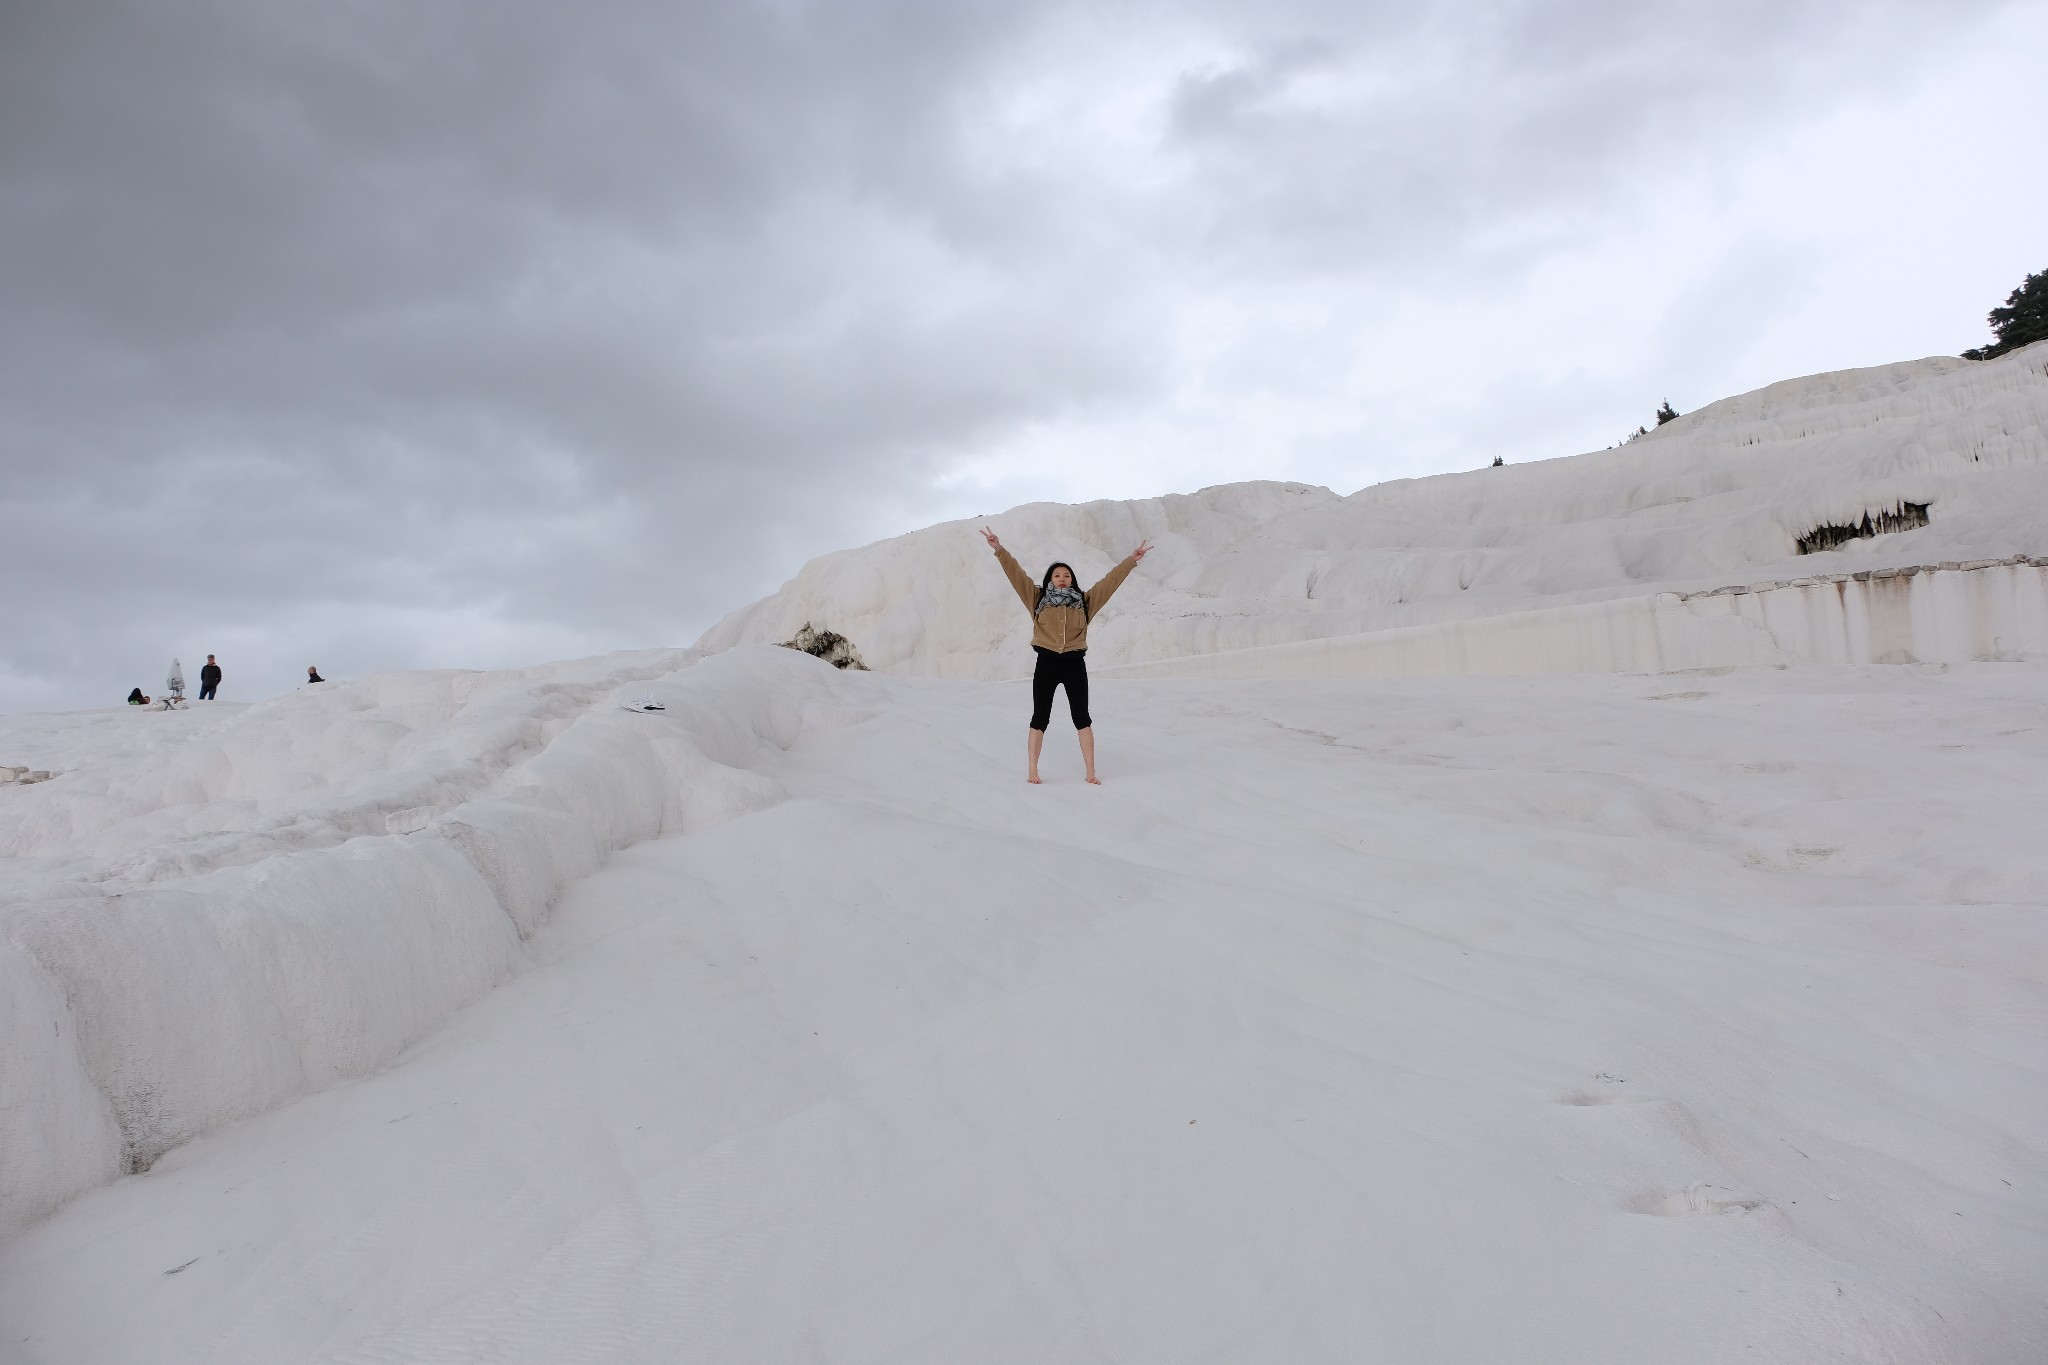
[1035, 562, 1086, 617]
[128, 687, 145, 703]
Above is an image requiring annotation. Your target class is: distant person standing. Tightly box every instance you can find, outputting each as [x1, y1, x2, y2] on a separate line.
[199, 655, 222, 700]
[306, 665, 325, 684]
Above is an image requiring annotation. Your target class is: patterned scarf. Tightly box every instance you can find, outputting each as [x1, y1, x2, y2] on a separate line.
[1037, 584, 1085, 614]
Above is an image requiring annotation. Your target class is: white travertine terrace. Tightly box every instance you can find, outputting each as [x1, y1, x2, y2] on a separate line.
[700, 342, 2048, 678]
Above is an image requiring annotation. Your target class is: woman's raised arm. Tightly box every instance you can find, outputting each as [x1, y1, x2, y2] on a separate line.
[1085, 540, 1150, 611]
[984, 528, 1039, 609]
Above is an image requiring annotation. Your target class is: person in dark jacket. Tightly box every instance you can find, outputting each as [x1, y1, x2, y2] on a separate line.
[306, 665, 325, 684]
[199, 655, 222, 700]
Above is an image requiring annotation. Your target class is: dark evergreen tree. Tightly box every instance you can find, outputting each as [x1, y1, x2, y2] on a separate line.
[1655, 399, 1680, 426]
[1962, 268, 2048, 360]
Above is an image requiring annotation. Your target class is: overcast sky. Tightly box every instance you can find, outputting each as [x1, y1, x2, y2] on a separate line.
[3, 0, 2042, 712]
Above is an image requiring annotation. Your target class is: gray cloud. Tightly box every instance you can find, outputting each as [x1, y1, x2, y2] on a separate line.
[0, 0, 2031, 709]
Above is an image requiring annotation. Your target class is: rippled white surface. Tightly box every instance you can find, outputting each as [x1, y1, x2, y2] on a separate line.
[4, 653, 2043, 1363]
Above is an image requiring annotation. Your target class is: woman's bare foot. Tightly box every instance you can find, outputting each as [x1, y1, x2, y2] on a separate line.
[1028, 772, 1042, 784]
[1085, 773, 1101, 785]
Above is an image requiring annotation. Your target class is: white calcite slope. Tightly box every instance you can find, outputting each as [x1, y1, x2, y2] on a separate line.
[699, 343, 2048, 676]
[1, 655, 2044, 1363]
[1109, 555, 2048, 680]
[0, 648, 870, 1236]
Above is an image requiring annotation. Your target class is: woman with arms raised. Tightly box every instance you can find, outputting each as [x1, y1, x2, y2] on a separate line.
[980, 526, 1152, 785]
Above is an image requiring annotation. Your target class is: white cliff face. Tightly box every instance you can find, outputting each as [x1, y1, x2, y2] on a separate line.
[698, 343, 2048, 676]
[701, 479, 1344, 678]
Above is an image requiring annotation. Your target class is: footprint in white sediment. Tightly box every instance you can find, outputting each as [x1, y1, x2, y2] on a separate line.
[1633, 1184, 1768, 1217]
[1555, 1074, 1644, 1107]
[1558, 1091, 1715, 1152]
[1557, 1089, 1634, 1107]
[1554, 1086, 1767, 1217]
[1743, 845, 1839, 872]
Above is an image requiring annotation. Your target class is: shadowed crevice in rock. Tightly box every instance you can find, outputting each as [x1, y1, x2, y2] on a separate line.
[1796, 501, 1929, 555]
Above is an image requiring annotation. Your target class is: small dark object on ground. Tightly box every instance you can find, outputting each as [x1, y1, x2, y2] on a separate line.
[780, 623, 870, 671]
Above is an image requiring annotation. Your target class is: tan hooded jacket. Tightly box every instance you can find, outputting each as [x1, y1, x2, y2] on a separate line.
[993, 545, 1139, 654]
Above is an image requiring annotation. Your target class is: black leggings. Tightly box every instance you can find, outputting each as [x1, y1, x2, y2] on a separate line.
[1030, 647, 1090, 731]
